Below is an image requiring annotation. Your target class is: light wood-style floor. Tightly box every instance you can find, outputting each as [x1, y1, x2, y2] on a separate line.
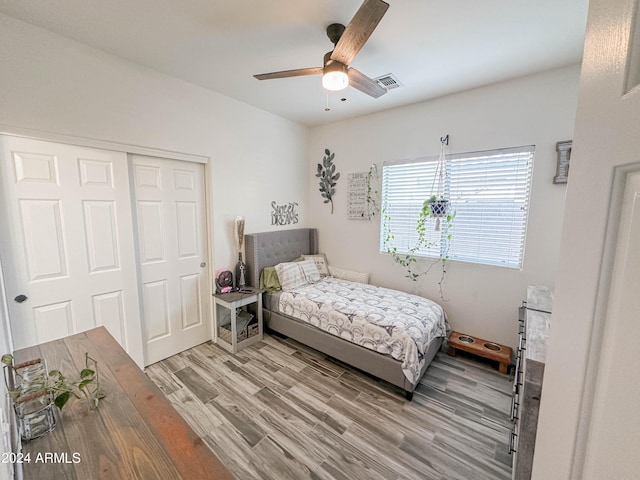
[146, 334, 513, 480]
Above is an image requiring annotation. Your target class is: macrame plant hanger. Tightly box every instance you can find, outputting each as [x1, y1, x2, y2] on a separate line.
[429, 135, 450, 231]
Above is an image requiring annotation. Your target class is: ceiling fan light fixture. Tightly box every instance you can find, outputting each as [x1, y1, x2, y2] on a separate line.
[254, 0, 390, 98]
[322, 71, 349, 91]
[322, 60, 349, 91]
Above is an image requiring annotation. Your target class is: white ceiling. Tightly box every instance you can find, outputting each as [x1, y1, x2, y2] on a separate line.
[0, 0, 589, 126]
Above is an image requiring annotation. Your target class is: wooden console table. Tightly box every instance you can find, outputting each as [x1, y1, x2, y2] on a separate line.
[13, 327, 233, 480]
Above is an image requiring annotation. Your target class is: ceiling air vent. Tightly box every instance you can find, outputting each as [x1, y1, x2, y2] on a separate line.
[375, 73, 403, 90]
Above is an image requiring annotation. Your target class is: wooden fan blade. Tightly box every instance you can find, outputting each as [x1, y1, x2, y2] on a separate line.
[254, 67, 323, 80]
[348, 68, 387, 98]
[331, 0, 389, 66]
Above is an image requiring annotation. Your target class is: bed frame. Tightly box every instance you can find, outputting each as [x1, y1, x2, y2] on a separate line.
[244, 228, 442, 400]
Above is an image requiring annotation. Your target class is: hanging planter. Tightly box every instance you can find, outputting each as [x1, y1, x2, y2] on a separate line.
[427, 137, 451, 230]
[382, 135, 456, 300]
[425, 196, 449, 218]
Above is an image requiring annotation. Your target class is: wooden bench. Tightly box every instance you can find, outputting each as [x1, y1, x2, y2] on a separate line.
[447, 331, 512, 374]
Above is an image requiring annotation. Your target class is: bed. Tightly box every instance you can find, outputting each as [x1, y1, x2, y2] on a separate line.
[244, 228, 448, 400]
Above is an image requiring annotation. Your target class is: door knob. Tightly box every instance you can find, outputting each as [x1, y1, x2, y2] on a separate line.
[14, 294, 28, 303]
[200, 262, 206, 268]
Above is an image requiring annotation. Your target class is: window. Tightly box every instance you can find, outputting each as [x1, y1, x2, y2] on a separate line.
[380, 146, 534, 269]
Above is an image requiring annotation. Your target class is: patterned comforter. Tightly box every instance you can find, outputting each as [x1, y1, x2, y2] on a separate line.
[278, 277, 448, 384]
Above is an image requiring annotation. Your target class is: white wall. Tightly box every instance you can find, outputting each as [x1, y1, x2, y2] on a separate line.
[308, 65, 580, 349]
[0, 13, 309, 272]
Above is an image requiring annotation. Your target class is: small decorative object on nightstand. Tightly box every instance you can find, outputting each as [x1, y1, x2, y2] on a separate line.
[235, 253, 247, 289]
[234, 216, 247, 289]
[213, 289, 263, 353]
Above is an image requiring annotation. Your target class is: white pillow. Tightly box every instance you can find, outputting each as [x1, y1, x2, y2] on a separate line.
[328, 265, 369, 284]
[302, 254, 330, 277]
[275, 260, 321, 291]
[275, 262, 308, 291]
[298, 259, 321, 283]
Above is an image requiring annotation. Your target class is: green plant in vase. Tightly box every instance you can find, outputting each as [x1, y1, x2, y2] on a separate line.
[3, 352, 105, 411]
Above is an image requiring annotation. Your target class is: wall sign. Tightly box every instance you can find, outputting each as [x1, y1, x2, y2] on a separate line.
[347, 172, 369, 219]
[554, 140, 572, 184]
[271, 201, 299, 225]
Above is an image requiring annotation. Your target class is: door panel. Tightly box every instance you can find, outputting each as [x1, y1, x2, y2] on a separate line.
[83, 200, 120, 273]
[176, 201, 198, 258]
[20, 199, 68, 280]
[14, 151, 58, 184]
[142, 280, 170, 340]
[33, 301, 73, 342]
[581, 172, 640, 479]
[92, 290, 125, 344]
[78, 158, 113, 186]
[131, 155, 210, 365]
[0, 135, 144, 366]
[179, 273, 202, 329]
[138, 201, 166, 263]
[134, 164, 161, 189]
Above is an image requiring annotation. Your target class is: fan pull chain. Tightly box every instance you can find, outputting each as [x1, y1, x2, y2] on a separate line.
[325, 91, 331, 111]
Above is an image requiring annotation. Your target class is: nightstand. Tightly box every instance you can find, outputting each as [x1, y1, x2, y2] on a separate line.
[212, 289, 263, 353]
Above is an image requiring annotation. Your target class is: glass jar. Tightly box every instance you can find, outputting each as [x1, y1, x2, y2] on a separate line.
[14, 389, 56, 441]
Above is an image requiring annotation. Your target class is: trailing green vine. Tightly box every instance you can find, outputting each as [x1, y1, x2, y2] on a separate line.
[382, 197, 455, 299]
[316, 149, 340, 214]
[365, 164, 381, 219]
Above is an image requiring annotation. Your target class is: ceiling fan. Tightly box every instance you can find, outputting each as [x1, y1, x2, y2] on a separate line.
[254, 0, 390, 98]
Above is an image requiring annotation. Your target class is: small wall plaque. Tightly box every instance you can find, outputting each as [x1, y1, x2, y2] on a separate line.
[271, 201, 299, 226]
[554, 140, 572, 184]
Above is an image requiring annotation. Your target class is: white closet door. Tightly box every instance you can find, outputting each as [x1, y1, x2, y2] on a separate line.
[131, 155, 211, 365]
[0, 136, 144, 366]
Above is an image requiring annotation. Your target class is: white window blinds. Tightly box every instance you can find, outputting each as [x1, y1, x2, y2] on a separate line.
[380, 146, 534, 269]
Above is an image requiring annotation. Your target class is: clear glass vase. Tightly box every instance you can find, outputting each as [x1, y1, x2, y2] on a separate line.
[14, 390, 56, 441]
[10, 358, 57, 441]
[14, 359, 48, 395]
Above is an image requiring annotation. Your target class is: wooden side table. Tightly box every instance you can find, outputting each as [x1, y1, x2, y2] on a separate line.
[213, 289, 263, 353]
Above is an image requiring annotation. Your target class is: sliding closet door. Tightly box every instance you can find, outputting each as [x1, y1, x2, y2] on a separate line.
[131, 155, 211, 365]
[0, 136, 144, 366]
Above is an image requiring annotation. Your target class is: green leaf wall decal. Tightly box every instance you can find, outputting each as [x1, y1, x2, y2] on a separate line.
[317, 149, 340, 214]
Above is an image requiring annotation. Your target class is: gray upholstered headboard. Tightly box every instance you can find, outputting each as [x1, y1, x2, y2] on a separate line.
[244, 228, 318, 288]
